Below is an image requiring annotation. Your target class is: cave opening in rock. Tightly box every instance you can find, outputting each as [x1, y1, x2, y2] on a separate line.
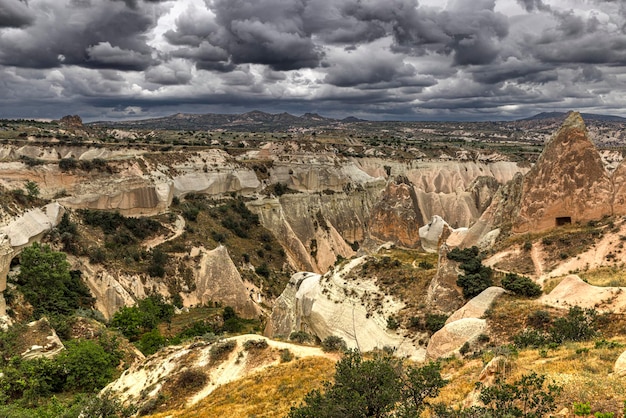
[555, 216, 572, 226]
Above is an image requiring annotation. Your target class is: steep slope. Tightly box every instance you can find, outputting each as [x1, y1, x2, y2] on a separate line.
[514, 112, 612, 233]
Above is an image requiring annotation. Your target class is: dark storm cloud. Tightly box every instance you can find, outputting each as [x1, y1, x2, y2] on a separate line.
[0, 0, 34, 28]
[0, 0, 161, 70]
[206, 0, 323, 71]
[516, 0, 551, 12]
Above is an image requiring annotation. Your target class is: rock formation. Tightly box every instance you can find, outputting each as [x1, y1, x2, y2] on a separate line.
[425, 227, 465, 314]
[426, 287, 503, 359]
[445, 286, 505, 324]
[185, 246, 261, 319]
[514, 112, 612, 233]
[369, 178, 424, 247]
[426, 317, 487, 359]
[540, 275, 626, 312]
[20, 317, 65, 360]
[265, 259, 425, 360]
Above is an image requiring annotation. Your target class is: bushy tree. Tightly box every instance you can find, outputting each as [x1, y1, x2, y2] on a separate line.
[289, 350, 447, 418]
[447, 246, 493, 299]
[17, 243, 93, 318]
[502, 273, 542, 298]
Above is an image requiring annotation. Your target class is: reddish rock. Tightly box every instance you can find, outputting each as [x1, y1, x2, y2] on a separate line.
[369, 178, 424, 247]
[513, 112, 612, 233]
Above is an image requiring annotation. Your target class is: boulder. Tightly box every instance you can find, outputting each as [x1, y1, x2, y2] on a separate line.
[614, 350, 626, 376]
[445, 286, 506, 324]
[419, 215, 449, 253]
[426, 317, 487, 359]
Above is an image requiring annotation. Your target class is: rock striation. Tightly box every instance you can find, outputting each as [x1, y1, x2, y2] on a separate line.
[265, 258, 425, 360]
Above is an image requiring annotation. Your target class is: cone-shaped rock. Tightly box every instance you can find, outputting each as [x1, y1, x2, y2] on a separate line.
[513, 112, 612, 233]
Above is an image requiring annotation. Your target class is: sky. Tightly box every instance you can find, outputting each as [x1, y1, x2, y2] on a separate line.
[1, 0, 625, 122]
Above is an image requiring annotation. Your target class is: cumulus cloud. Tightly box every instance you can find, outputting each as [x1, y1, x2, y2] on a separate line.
[0, 0, 34, 28]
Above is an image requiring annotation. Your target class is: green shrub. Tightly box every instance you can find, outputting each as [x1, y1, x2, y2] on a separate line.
[289, 331, 313, 344]
[513, 328, 550, 349]
[280, 349, 293, 363]
[321, 336, 347, 352]
[17, 243, 94, 318]
[528, 310, 552, 329]
[386, 316, 399, 330]
[448, 246, 493, 299]
[60, 339, 119, 392]
[209, 340, 236, 361]
[289, 350, 447, 418]
[243, 339, 269, 350]
[418, 260, 434, 270]
[550, 306, 600, 343]
[136, 329, 167, 356]
[501, 273, 542, 297]
[425, 314, 449, 333]
[176, 369, 207, 391]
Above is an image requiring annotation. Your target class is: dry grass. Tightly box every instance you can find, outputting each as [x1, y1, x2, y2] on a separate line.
[580, 266, 626, 287]
[148, 356, 335, 418]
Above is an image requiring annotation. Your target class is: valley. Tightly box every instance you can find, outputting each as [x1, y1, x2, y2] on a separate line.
[1, 111, 626, 416]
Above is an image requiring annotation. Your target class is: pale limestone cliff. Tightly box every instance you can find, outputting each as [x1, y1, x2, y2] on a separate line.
[265, 259, 425, 360]
[184, 246, 261, 319]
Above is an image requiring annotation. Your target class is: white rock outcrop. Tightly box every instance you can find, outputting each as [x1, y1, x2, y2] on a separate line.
[445, 286, 506, 324]
[426, 317, 487, 359]
[266, 259, 425, 360]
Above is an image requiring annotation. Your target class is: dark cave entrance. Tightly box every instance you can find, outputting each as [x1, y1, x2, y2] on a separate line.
[555, 216, 572, 226]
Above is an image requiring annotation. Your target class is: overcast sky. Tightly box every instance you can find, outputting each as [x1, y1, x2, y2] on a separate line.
[1, 0, 625, 121]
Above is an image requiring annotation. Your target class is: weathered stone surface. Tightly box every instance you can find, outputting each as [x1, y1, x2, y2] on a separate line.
[425, 228, 465, 314]
[462, 172, 524, 248]
[514, 112, 613, 233]
[186, 246, 261, 319]
[173, 169, 259, 197]
[0, 202, 64, 248]
[614, 350, 626, 376]
[426, 317, 487, 359]
[369, 179, 423, 248]
[540, 275, 626, 312]
[20, 318, 65, 360]
[419, 215, 467, 253]
[265, 259, 425, 360]
[445, 286, 506, 324]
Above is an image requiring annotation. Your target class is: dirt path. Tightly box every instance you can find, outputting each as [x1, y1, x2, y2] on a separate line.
[144, 214, 185, 249]
[530, 243, 545, 281]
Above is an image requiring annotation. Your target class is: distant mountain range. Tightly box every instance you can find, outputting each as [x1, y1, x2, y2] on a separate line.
[521, 111, 626, 122]
[90, 110, 367, 131]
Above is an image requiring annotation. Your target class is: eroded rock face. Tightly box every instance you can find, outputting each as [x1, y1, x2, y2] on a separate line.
[445, 286, 506, 324]
[186, 246, 261, 319]
[426, 317, 487, 359]
[265, 259, 425, 360]
[425, 228, 465, 314]
[514, 112, 613, 233]
[369, 179, 424, 248]
[0, 203, 64, 312]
